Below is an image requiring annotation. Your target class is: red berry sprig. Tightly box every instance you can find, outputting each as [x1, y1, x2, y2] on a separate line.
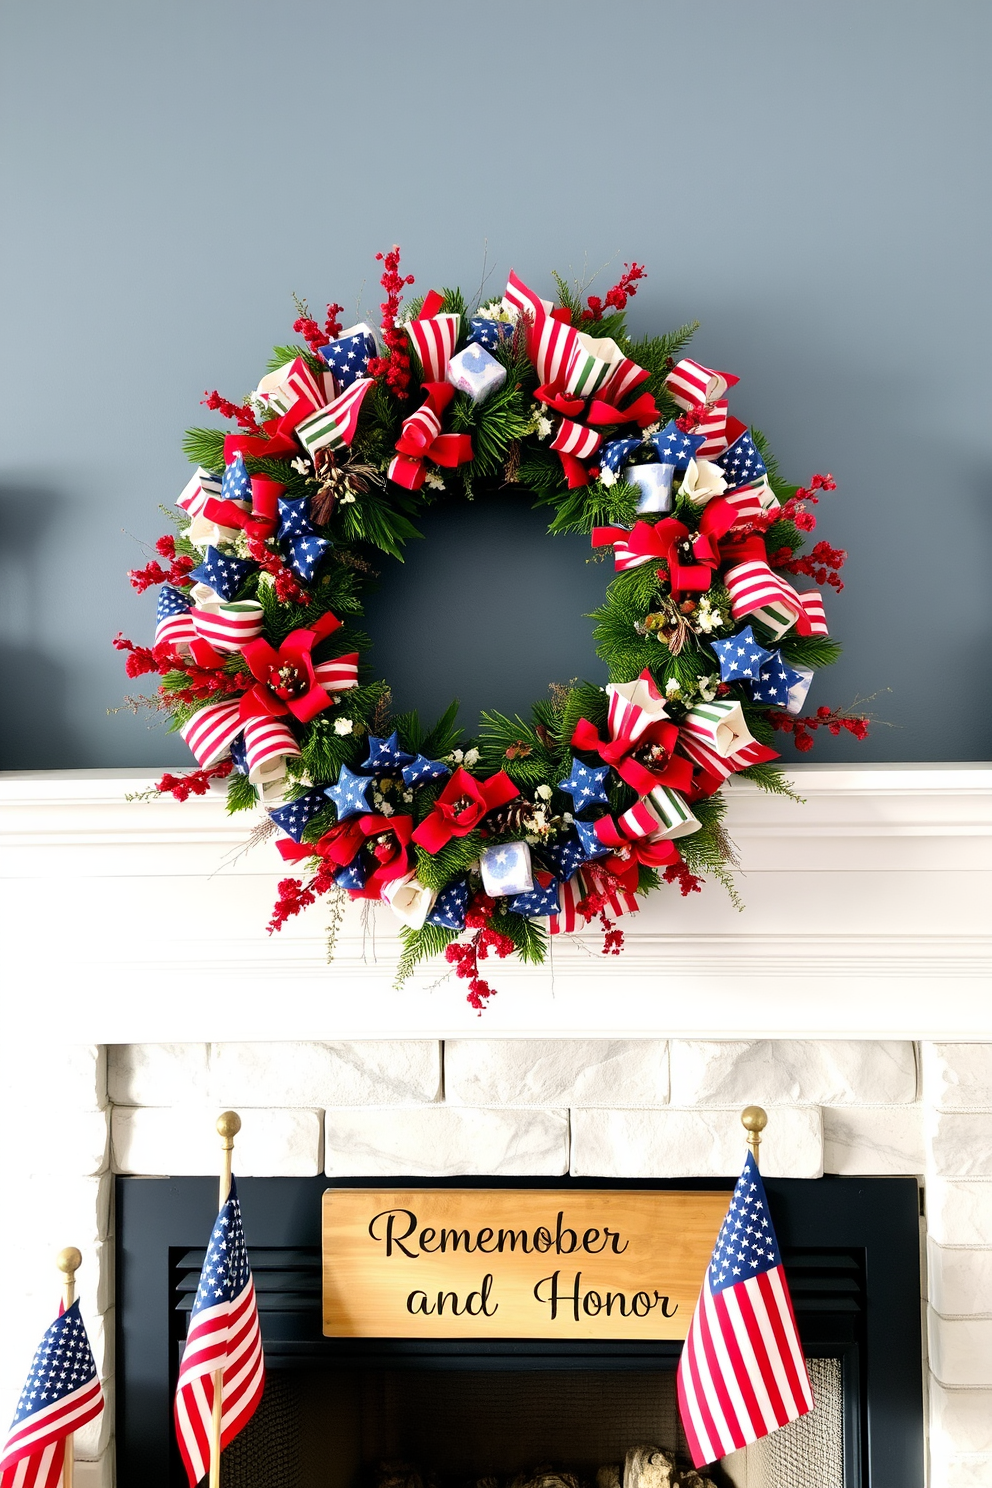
[769, 705, 870, 753]
[583, 262, 646, 322]
[367, 245, 416, 400]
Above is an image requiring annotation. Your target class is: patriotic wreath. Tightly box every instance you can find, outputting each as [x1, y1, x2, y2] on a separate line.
[118, 249, 865, 1009]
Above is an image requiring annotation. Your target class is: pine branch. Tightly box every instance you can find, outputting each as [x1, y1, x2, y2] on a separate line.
[492, 909, 548, 966]
[394, 922, 460, 986]
[420, 700, 463, 759]
[182, 427, 226, 470]
[268, 343, 326, 377]
[336, 489, 423, 560]
[543, 479, 640, 536]
[414, 831, 484, 891]
[735, 762, 803, 799]
[779, 636, 843, 668]
[225, 772, 258, 813]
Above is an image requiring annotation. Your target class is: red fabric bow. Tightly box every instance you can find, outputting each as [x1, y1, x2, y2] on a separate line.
[388, 383, 474, 491]
[593, 813, 681, 892]
[412, 767, 519, 853]
[277, 813, 414, 898]
[201, 473, 284, 544]
[239, 611, 345, 724]
[571, 714, 693, 799]
[594, 498, 740, 593]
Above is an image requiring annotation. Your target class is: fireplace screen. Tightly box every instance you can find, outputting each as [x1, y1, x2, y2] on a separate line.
[220, 1359, 844, 1488]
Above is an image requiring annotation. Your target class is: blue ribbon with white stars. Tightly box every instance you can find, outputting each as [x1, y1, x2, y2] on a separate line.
[268, 788, 330, 843]
[600, 419, 705, 477]
[188, 546, 255, 602]
[318, 326, 376, 389]
[557, 756, 610, 812]
[276, 497, 331, 583]
[468, 318, 513, 352]
[222, 453, 252, 503]
[574, 817, 610, 860]
[510, 875, 562, 918]
[717, 427, 767, 490]
[540, 833, 589, 882]
[427, 879, 469, 930]
[325, 764, 375, 820]
[335, 858, 369, 891]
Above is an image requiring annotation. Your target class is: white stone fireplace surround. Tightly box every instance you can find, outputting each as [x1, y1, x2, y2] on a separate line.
[1, 765, 991, 1488]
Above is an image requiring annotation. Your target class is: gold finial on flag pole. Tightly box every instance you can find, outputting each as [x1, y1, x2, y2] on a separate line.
[56, 1249, 82, 1488]
[209, 1113, 241, 1488]
[741, 1105, 767, 1168]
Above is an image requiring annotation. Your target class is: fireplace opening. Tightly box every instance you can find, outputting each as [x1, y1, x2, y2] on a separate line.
[218, 1359, 845, 1488]
[116, 1174, 924, 1488]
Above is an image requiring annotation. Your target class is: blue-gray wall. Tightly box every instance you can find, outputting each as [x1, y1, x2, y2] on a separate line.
[1, 0, 989, 768]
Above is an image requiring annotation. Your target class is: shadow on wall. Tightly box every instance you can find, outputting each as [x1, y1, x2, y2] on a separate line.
[0, 481, 82, 768]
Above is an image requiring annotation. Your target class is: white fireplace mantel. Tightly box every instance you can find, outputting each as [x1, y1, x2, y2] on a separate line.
[2, 764, 990, 1042]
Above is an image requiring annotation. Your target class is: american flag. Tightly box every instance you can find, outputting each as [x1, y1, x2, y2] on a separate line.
[677, 1153, 813, 1467]
[174, 1178, 264, 1488]
[0, 1300, 104, 1488]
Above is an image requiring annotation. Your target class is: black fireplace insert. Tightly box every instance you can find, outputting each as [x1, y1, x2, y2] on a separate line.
[116, 1174, 924, 1488]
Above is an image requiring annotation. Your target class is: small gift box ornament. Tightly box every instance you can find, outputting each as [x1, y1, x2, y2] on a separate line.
[447, 344, 507, 405]
[646, 786, 701, 840]
[380, 873, 437, 930]
[480, 840, 534, 898]
[625, 463, 673, 514]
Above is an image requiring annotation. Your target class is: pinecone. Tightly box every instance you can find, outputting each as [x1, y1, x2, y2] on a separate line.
[486, 799, 530, 835]
[311, 454, 381, 526]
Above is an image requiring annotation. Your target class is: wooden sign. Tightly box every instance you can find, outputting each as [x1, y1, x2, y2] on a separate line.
[322, 1188, 727, 1340]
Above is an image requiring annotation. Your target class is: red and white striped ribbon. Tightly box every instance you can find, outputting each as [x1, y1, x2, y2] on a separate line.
[725, 558, 829, 639]
[665, 359, 738, 410]
[693, 399, 729, 458]
[255, 356, 325, 428]
[155, 610, 198, 651]
[190, 600, 264, 653]
[607, 669, 671, 747]
[294, 378, 373, 457]
[678, 732, 775, 789]
[242, 714, 301, 791]
[180, 700, 244, 767]
[550, 417, 601, 461]
[177, 468, 223, 520]
[723, 480, 775, 526]
[504, 270, 578, 385]
[313, 654, 359, 694]
[549, 866, 640, 936]
[405, 313, 461, 382]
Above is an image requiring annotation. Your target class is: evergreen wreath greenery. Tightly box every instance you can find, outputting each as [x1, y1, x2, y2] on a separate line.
[117, 248, 867, 1010]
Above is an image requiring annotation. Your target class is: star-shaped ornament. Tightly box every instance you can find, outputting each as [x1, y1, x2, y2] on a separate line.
[710, 625, 774, 682]
[324, 764, 374, 820]
[557, 756, 610, 811]
[402, 754, 449, 786]
[541, 833, 587, 882]
[362, 732, 415, 772]
[574, 817, 610, 860]
[511, 875, 561, 918]
[335, 859, 368, 891]
[652, 419, 706, 470]
[749, 650, 807, 707]
[277, 496, 316, 542]
[427, 879, 469, 930]
[221, 454, 251, 504]
[268, 788, 329, 843]
[188, 546, 255, 602]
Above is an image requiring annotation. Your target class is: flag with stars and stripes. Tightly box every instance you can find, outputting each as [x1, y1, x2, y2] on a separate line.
[0, 1299, 104, 1488]
[677, 1152, 813, 1467]
[174, 1178, 264, 1487]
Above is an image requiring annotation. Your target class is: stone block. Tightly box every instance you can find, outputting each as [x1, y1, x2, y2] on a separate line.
[11, 1175, 112, 1246]
[928, 1112, 992, 1178]
[922, 1045, 992, 1111]
[0, 1108, 108, 1176]
[325, 1107, 568, 1177]
[72, 1454, 113, 1488]
[0, 1045, 107, 1112]
[212, 1041, 441, 1106]
[822, 1105, 924, 1174]
[928, 1181, 992, 1247]
[112, 1107, 322, 1176]
[668, 1040, 917, 1106]
[930, 1375, 992, 1453]
[443, 1040, 669, 1108]
[570, 1107, 823, 1179]
[107, 1043, 210, 1105]
[929, 1238, 992, 1316]
[929, 1307, 992, 1386]
[4, 1240, 113, 1316]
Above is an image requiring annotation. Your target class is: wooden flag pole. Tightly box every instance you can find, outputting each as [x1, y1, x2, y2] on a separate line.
[741, 1105, 768, 1168]
[56, 1247, 82, 1488]
[209, 1111, 241, 1488]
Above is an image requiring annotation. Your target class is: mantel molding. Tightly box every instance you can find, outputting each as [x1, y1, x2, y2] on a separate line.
[2, 765, 990, 1041]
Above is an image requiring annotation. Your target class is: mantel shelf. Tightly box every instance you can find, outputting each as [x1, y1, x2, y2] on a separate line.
[3, 765, 990, 1041]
